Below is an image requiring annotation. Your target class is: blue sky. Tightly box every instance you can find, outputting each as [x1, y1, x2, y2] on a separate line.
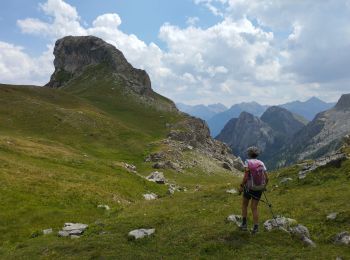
[0, 0, 219, 54]
[1, 0, 350, 106]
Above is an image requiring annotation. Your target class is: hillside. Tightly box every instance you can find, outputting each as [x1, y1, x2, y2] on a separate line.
[275, 94, 350, 166]
[0, 35, 349, 259]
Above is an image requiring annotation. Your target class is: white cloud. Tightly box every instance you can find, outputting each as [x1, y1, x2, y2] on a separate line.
[1, 0, 349, 105]
[0, 41, 53, 85]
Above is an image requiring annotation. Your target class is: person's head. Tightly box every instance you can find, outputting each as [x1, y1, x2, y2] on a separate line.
[246, 146, 260, 159]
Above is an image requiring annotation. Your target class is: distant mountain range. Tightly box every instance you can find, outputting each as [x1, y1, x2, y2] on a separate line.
[177, 97, 336, 137]
[176, 103, 227, 121]
[216, 94, 350, 169]
[216, 106, 307, 166]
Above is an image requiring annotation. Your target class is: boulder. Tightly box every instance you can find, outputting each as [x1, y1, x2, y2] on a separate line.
[128, 228, 155, 239]
[290, 224, 316, 247]
[58, 223, 88, 237]
[264, 217, 297, 231]
[334, 231, 350, 245]
[289, 224, 310, 239]
[227, 215, 242, 227]
[146, 171, 167, 184]
[143, 193, 158, 200]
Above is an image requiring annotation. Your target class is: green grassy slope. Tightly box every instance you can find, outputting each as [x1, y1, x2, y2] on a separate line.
[0, 68, 349, 259]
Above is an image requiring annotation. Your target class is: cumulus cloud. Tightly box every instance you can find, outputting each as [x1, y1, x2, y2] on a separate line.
[0, 41, 53, 85]
[2, 0, 349, 105]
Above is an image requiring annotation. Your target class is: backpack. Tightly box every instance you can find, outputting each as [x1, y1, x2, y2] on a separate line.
[246, 159, 267, 191]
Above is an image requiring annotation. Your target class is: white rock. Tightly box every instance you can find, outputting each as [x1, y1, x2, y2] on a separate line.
[63, 223, 88, 232]
[227, 215, 242, 227]
[226, 188, 238, 194]
[289, 224, 310, 239]
[146, 171, 167, 184]
[264, 217, 297, 231]
[334, 232, 350, 245]
[327, 212, 338, 220]
[97, 204, 110, 210]
[128, 228, 155, 239]
[43, 228, 53, 235]
[143, 193, 158, 200]
[302, 236, 316, 248]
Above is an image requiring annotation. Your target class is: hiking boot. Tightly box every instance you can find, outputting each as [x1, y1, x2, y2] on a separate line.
[239, 224, 248, 231]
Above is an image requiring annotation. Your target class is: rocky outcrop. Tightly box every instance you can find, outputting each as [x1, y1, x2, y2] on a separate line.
[279, 94, 350, 165]
[167, 115, 244, 171]
[46, 36, 151, 95]
[298, 151, 347, 179]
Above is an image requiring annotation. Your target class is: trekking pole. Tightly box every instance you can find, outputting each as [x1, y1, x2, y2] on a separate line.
[263, 191, 279, 226]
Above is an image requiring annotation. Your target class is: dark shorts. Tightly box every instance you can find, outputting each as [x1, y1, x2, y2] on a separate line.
[243, 189, 262, 201]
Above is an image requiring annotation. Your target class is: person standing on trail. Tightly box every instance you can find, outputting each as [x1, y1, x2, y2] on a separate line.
[238, 146, 268, 234]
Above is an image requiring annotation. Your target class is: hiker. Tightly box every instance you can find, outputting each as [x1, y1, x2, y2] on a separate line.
[238, 146, 268, 234]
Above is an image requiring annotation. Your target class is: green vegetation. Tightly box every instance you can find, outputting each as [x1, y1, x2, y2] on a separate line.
[0, 66, 349, 259]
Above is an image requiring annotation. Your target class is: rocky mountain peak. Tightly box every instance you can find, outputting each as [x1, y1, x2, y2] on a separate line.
[261, 106, 306, 137]
[46, 36, 152, 95]
[335, 93, 350, 110]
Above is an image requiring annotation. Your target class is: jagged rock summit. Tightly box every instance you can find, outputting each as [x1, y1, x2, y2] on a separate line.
[46, 35, 151, 96]
[335, 93, 350, 110]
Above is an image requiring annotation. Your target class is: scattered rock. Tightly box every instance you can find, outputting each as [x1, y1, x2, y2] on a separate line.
[97, 204, 110, 211]
[264, 218, 316, 247]
[167, 184, 180, 194]
[146, 171, 167, 184]
[280, 177, 293, 184]
[128, 228, 155, 239]
[290, 224, 316, 247]
[327, 212, 338, 220]
[222, 162, 232, 171]
[153, 161, 182, 172]
[227, 215, 242, 227]
[226, 188, 238, 194]
[298, 152, 346, 179]
[123, 163, 137, 173]
[195, 185, 201, 192]
[43, 228, 53, 235]
[264, 217, 297, 231]
[58, 223, 88, 238]
[301, 236, 317, 247]
[334, 231, 350, 245]
[145, 152, 166, 162]
[143, 193, 158, 200]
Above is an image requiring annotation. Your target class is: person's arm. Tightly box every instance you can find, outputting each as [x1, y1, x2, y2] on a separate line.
[239, 169, 249, 192]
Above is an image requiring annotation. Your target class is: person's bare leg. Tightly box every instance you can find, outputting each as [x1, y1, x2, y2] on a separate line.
[251, 199, 259, 225]
[242, 197, 249, 218]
